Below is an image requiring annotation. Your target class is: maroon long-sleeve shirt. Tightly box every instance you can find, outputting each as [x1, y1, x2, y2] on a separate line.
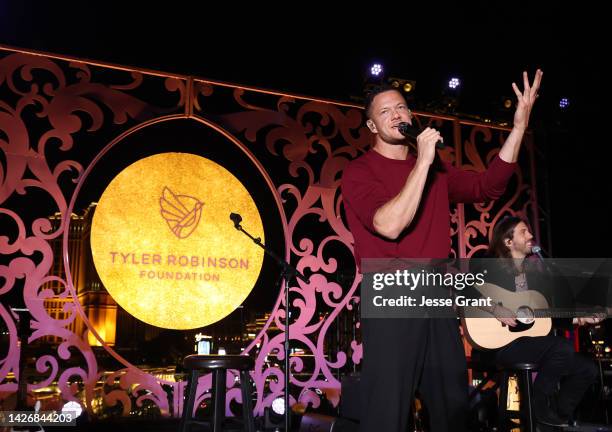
[341, 150, 516, 263]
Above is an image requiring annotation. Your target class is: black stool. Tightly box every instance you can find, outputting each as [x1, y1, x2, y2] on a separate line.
[497, 362, 539, 432]
[179, 355, 255, 432]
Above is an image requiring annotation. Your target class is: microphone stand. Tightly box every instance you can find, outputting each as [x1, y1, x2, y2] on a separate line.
[230, 214, 308, 431]
[530, 246, 558, 282]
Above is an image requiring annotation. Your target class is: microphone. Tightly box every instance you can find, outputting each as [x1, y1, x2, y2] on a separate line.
[398, 122, 445, 149]
[531, 245, 554, 275]
[531, 245, 544, 259]
[229, 212, 242, 229]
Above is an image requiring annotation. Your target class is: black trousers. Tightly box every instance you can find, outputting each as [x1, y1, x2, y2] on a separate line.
[359, 318, 468, 432]
[496, 335, 598, 417]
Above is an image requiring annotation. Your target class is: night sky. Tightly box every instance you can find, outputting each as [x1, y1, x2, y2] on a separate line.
[1, 2, 609, 256]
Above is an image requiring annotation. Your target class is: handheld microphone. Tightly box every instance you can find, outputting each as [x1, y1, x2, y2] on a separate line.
[398, 122, 445, 149]
[229, 212, 242, 228]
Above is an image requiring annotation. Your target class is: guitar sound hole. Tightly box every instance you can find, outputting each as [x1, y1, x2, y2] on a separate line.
[516, 306, 535, 325]
[509, 320, 535, 332]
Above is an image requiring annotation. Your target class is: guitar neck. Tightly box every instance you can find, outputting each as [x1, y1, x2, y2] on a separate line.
[533, 307, 611, 318]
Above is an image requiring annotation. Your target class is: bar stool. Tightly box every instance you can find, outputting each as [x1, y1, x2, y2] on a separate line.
[179, 354, 255, 432]
[497, 362, 539, 432]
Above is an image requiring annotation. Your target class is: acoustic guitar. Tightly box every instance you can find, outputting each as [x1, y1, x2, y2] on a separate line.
[461, 282, 607, 350]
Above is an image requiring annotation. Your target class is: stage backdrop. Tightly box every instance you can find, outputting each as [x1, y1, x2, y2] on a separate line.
[0, 46, 542, 419]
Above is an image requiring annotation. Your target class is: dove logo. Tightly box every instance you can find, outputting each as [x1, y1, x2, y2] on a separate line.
[91, 152, 265, 330]
[160, 186, 203, 239]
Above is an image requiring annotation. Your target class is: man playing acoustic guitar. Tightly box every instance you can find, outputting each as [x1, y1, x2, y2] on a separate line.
[473, 216, 601, 428]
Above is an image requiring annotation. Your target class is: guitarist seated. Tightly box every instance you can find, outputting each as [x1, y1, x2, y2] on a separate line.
[470, 216, 600, 428]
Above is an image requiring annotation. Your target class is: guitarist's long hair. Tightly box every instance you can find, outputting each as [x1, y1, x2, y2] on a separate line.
[488, 216, 528, 274]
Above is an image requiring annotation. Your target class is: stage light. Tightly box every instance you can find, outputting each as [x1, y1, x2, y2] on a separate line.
[272, 396, 285, 415]
[437, 77, 461, 113]
[264, 400, 287, 430]
[559, 97, 570, 109]
[62, 401, 83, 417]
[448, 77, 461, 90]
[358, 69, 417, 106]
[495, 96, 516, 117]
[370, 63, 383, 77]
[388, 76, 416, 96]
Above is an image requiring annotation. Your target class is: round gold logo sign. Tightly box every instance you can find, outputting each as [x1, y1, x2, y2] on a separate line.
[91, 152, 264, 329]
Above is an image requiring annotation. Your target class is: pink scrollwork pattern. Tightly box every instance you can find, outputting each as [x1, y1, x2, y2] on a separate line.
[1, 48, 186, 416]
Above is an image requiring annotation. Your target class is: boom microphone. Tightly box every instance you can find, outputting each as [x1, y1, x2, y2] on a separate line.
[229, 212, 242, 229]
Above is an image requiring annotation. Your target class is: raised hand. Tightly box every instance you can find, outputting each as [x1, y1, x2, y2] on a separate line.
[512, 69, 543, 131]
